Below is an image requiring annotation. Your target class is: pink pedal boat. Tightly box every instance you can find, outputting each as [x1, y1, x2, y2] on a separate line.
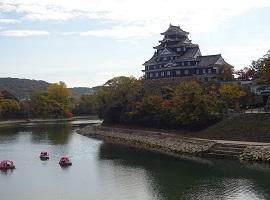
[40, 151, 49, 160]
[0, 160, 15, 170]
[59, 156, 72, 167]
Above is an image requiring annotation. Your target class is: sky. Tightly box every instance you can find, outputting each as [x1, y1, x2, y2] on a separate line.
[0, 0, 270, 87]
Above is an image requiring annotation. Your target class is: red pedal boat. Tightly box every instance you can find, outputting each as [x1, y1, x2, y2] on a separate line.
[0, 160, 15, 170]
[59, 156, 72, 167]
[40, 151, 49, 160]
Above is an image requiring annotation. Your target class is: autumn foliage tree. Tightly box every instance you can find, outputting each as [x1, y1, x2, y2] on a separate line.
[218, 64, 235, 81]
[94, 77, 227, 128]
[0, 90, 20, 118]
[219, 84, 246, 111]
[237, 50, 270, 83]
[30, 82, 72, 118]
[171, 81, 224, 126]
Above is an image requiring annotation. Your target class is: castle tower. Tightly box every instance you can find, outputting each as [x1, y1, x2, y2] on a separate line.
[143, 24, 228, 82]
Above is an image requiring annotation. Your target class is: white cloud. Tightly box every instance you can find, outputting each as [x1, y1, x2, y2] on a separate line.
[0, 30, 50, 37]
[1, 0, 270, 38]
[80, 24, 161, 39]
[0, 18, 21, 24]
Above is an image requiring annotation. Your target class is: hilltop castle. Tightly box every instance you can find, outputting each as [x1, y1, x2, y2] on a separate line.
[143, 24, 229, 82]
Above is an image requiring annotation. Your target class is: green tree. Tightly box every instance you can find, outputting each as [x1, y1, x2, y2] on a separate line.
[73, 94, 97, 115]
[218, 64, 235, 81]
[95, 76, 143, 124]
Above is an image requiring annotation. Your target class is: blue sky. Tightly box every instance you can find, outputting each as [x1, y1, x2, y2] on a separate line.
[0, 0, 270, 87]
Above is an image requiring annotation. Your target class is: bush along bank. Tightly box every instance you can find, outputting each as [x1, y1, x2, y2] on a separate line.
[78, 125, 270, 164]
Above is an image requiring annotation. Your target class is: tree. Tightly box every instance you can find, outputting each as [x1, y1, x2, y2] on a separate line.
[48, 81, 71, 107]
[95, 76, 143, 124]
[130, 95, 171, 127]
[241, 50, 270, 83]
[0, 98, 20, 118]
[218, 64, 235, 81]
[219, 84, 246, 111]
[171, 81, 223, 127]
[0, 90, 20, 118]
[261, 53, 270, 83]
[30, 81, 72, 118]
[73, 94, 97, 115]
[236, 67, 256, 81]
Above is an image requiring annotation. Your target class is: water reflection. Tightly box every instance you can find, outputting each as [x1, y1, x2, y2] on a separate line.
[0, 122, 91, 145]
[1, 121, 270, 200]
[29, 123, 72, 145]
[0, 168, 15, 175]
[98, 143, 270, 200]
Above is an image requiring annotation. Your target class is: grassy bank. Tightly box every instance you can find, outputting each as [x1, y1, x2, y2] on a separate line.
[102, 113, 270, 143]
[78, 124, 270, 163]
[196, 113, 270, 142]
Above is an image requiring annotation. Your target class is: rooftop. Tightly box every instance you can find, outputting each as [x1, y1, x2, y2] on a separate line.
[161, 24, 189, 36]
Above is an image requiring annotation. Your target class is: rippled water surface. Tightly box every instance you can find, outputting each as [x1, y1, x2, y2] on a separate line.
[0, 120, 270, 200]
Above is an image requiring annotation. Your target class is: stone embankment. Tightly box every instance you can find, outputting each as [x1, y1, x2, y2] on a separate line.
[240, 146, 270, 162]
[78, 125, 270, 163]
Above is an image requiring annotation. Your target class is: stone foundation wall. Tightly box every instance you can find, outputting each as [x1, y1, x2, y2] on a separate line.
[78, 125, 270, 163]
[78, 125, 215, 156]
[240, 146, 270, 163]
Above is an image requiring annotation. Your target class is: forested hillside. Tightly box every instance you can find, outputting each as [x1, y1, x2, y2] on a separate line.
[0, 78, 49, 100]
[0, 78, 95, 100]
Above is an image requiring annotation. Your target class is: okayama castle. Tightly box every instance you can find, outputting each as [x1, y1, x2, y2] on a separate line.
[143, 24, 229, 81]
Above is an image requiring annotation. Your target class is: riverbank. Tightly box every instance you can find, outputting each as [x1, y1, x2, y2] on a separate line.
[78, 125, 270, 163]
[0, 115, 99, 126]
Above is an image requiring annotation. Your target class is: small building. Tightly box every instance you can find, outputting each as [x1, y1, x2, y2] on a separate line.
[143, 24, 230, 82]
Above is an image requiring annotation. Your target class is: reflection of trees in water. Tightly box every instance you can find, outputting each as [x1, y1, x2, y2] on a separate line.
[0, 123, 73, 145]
[98, 143, 270, 200]
[29, 123, 72, 145]
[0, 125, 24, 143]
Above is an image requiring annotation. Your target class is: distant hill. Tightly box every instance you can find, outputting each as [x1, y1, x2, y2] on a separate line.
[0, 78, 49, 100]
[70, 87, 95, 96]
[0, 78, 97, 100]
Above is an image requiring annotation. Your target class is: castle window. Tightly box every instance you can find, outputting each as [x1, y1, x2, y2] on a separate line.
[163, 57, 167, 61]
[155, 72, 159, 77]
[196, 69, 200, 74]
[203, 69, 206, 74]
[150, 73, 153, 78]
[208, 69, 212, 74]
[176, 70, 181, 75]
[167, 71, 171, 76]
[187, 62, 190, 66]
[184, 69, 189, 75]
[177, 48, 181, 52]
[161, 71, 165, 76]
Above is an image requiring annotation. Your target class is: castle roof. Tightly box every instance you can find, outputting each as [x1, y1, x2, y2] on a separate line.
[161, 24, 189, 36]
[177, 47, 201, 60]
[197, 54, 222, 67]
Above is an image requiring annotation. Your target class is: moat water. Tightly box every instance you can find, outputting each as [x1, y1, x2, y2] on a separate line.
[0, 119, 270, 200]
